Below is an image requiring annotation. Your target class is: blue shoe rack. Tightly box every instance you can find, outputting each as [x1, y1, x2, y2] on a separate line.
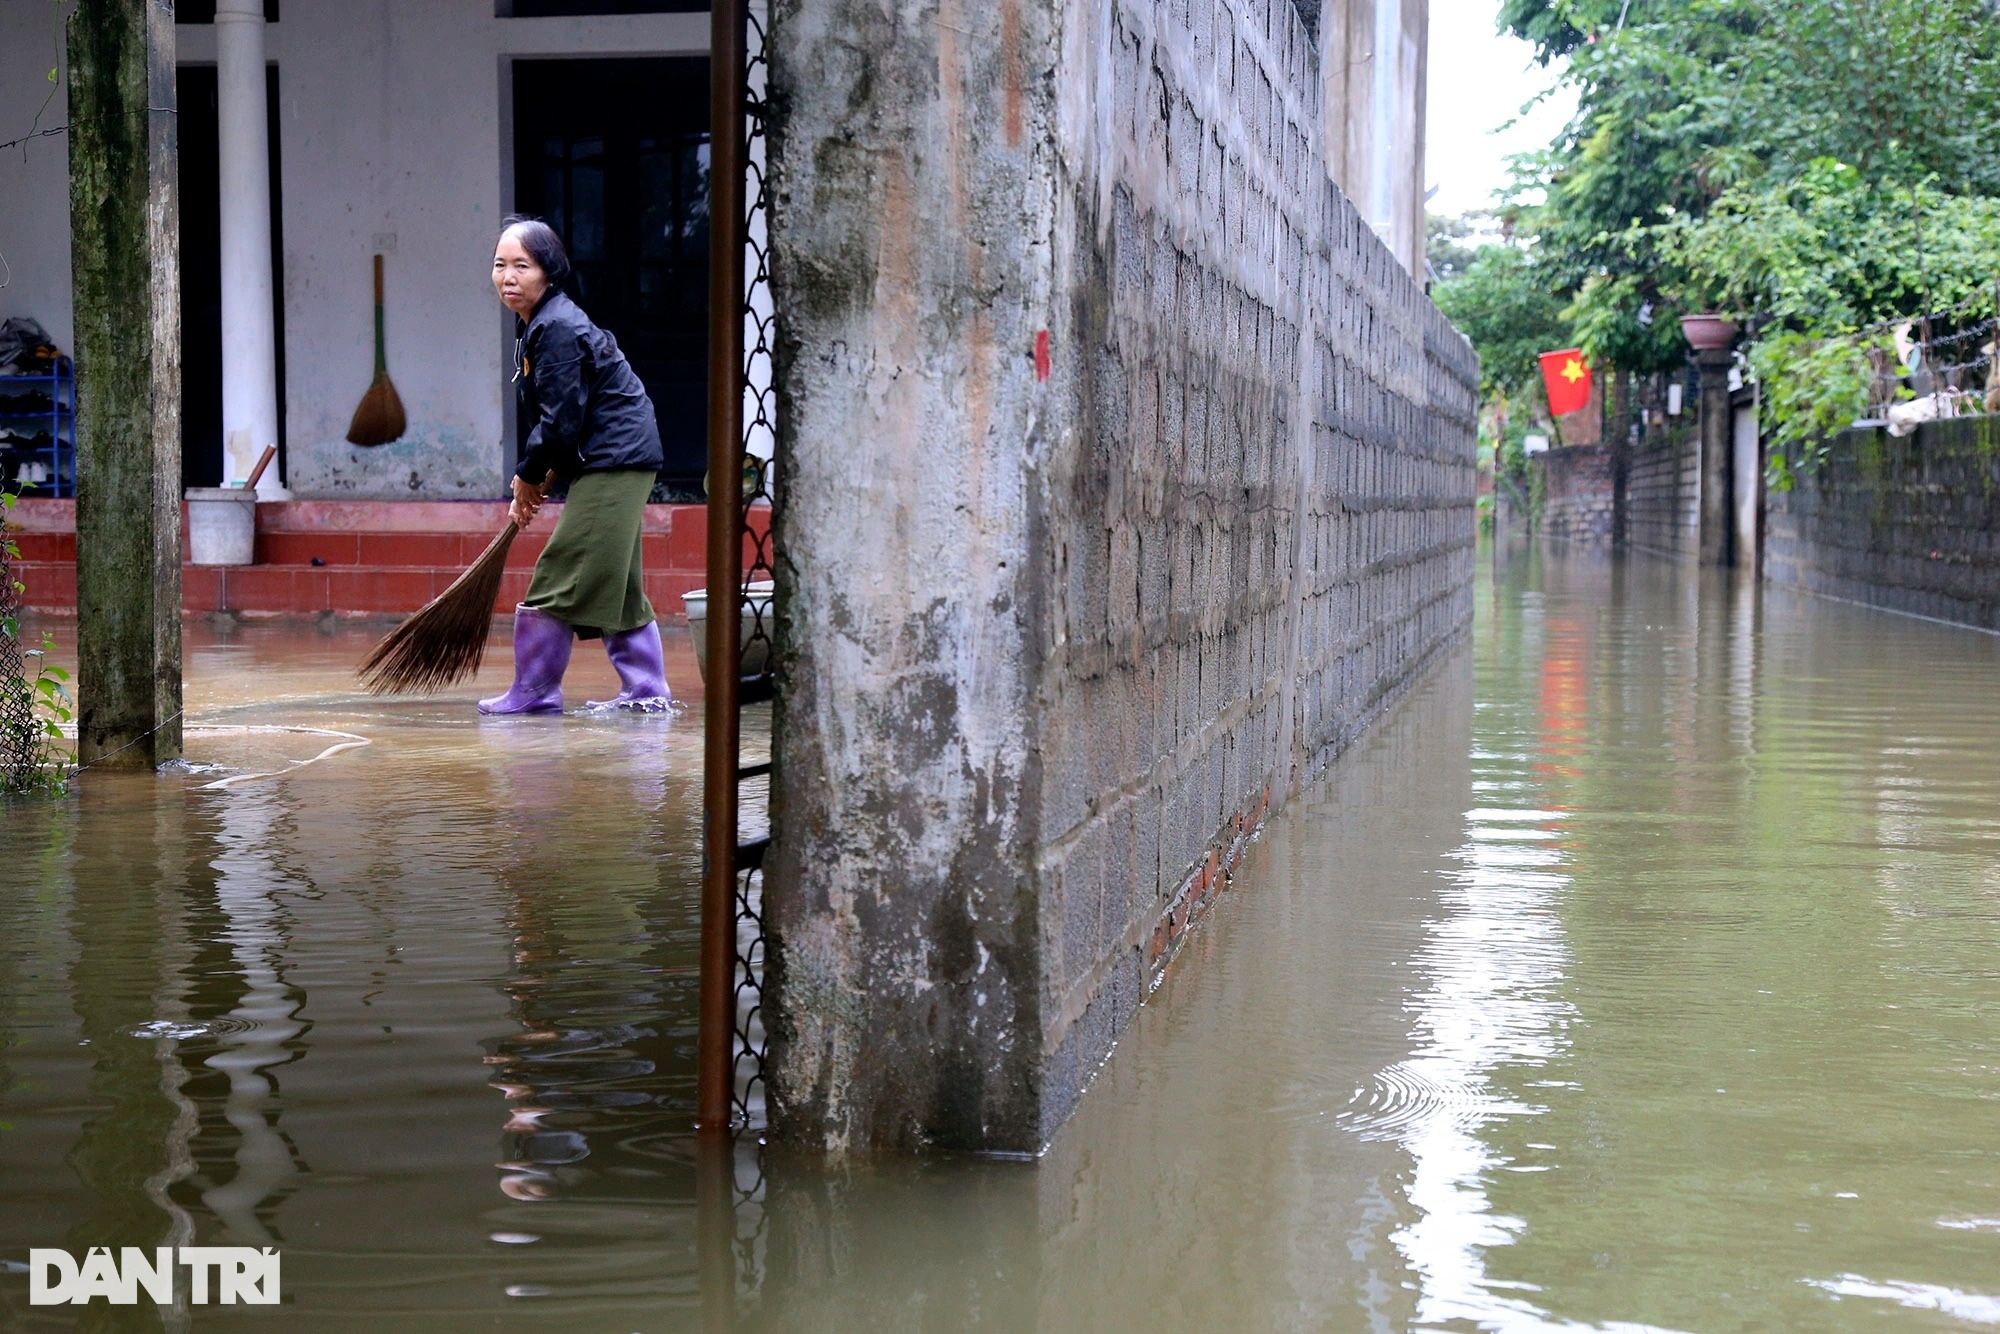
[0, 357, 74, 498]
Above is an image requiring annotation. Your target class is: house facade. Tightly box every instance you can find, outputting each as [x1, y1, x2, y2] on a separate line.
[2, 0, 722, 503]
[0, 0, 1423, 507]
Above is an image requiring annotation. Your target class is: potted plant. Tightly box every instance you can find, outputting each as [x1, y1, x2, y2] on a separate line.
[1679, 311, 1739, 350]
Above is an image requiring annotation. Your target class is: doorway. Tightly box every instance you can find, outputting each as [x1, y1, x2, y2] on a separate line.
[513, 57, 711, 498]
[177, 64, 287, 490]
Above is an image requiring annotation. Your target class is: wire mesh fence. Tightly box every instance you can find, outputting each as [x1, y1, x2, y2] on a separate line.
[0, 525, 41, 792]
[1857, 295, 2000, 423]
[728, 0, 777, 1137]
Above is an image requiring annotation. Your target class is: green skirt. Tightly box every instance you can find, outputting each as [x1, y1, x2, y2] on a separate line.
[523, 468, 657, 637]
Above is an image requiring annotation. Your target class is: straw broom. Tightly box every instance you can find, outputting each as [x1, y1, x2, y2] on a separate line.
[345, 254, 407, 446]
[357, 473, 552, 695]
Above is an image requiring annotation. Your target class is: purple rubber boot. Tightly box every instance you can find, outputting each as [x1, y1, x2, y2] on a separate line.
[585, 619, 673, 711]
[478, 605, 573, 715]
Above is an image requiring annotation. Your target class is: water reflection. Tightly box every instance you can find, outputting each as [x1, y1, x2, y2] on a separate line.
[471, 717, 708, 1314]
[192, 791, 312, 1243]
[1337, 553, 1588, 1329]
[58, 778, 216, 1333]
[1377, 799, 1579, 1330]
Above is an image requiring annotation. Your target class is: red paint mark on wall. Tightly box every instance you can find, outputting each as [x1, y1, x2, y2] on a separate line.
[1034, 330, 1051, 381]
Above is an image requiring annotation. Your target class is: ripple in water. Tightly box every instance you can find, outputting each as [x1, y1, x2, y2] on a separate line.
[127, 1016, 261, 1040]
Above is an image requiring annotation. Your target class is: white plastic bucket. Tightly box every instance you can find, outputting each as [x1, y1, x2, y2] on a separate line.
[185, 487, 258, 566]
[681, 580, 775, 684]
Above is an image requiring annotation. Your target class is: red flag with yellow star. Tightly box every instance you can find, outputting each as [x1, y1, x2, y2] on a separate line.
[1539, 348, 1593, 417]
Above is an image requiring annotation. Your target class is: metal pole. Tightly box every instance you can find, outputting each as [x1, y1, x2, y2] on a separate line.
[698, 0, 748, 1135]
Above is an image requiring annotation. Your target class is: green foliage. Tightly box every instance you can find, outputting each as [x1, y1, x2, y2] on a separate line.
[1663, 168, 2000, 330]
[1505, 0, 1764, 371]
[1, 484, 73, 798]
[1746, 331, 1879, 490]
[1430, 237, 1570, 404]
[1748, 0, 2000, 194]
[1492, 409, 1534, 487]
[1498, 0, 1638, 64]
[1426, 213, 1484, 284]
[1498, 0, 2000, 484]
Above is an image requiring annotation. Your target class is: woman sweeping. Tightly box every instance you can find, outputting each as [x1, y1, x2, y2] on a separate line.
[478, 215, 673, 715]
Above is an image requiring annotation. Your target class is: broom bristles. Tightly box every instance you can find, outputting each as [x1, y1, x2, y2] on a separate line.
[346, 374, 407, 447]
[358, 522, 520, 694]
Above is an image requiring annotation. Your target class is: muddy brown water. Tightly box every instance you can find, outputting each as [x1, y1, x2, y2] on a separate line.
[2, 548, 1998, 1331]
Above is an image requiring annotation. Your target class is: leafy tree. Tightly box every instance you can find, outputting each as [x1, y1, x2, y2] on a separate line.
[1492, 0, 2000, 480]
[1426, 213, 1483, 285]
[1502, 0, 1763, 373]
[1497, 0, 1634, 64]
[1431, 237, 1570, 404]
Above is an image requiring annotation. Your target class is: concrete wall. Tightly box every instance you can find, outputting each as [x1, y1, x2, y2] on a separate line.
[0, 2, 707, 500]
[1533, 444, 1613, 545]
[1765, 416, 2000, 630]
[766, 0, 1476, 1154]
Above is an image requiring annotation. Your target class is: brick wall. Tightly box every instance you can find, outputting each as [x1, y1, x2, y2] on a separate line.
[1624, 423, 1699, 560]
[766, 0, 1477, 1153]
[1032, 0, 1477, 1139]
[1532, 445, 1614, 544]
[1766, 416, 2000, 629]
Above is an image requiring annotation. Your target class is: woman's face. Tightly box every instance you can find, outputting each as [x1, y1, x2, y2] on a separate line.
[493, 232, 550, 315]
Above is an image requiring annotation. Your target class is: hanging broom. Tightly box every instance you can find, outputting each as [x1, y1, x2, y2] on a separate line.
[357, 473, 552, 695]
[345, 254, 407, 446]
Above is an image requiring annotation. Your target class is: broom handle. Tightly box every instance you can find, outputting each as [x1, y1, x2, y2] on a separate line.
[245, 444, 277, 490]
[373, 255, 387, 377]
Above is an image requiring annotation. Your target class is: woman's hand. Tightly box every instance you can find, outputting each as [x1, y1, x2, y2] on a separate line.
[509, 474, 545, 529]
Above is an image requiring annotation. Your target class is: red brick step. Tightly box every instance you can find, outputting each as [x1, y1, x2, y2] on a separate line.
[6, 497, 770, 620]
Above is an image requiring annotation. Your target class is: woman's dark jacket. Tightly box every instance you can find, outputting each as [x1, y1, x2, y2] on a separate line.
[512, 288, 663, 484]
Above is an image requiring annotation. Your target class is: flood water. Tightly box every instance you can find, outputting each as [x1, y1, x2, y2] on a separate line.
[3, 547, 1999, 1331]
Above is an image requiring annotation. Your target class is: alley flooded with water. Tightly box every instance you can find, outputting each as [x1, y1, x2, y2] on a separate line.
[4, 547, 1999, 1331]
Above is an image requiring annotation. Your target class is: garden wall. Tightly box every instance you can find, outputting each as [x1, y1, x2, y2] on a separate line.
[1623, 423, 1700, 560]
[1764, 416, 2000, 630]
[1532, 444, 1614, 544]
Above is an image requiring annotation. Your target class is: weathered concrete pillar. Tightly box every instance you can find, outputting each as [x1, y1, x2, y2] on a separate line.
[216, 0, 285, 497]
[1731, 394, 1762, 576]
[61, 788, 210, 1269]
[766, 0, 1048, 1155]
[1697, 347, 1734, 567]
[68, 0, 183, 769]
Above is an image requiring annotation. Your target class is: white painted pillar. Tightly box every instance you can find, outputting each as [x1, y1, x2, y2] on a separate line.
[216, 0, 286, 498]
[1369, 0, 1399, 246]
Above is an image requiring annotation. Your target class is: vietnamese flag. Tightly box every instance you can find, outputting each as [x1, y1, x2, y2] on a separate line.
[1539, 348, 1594, 416]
